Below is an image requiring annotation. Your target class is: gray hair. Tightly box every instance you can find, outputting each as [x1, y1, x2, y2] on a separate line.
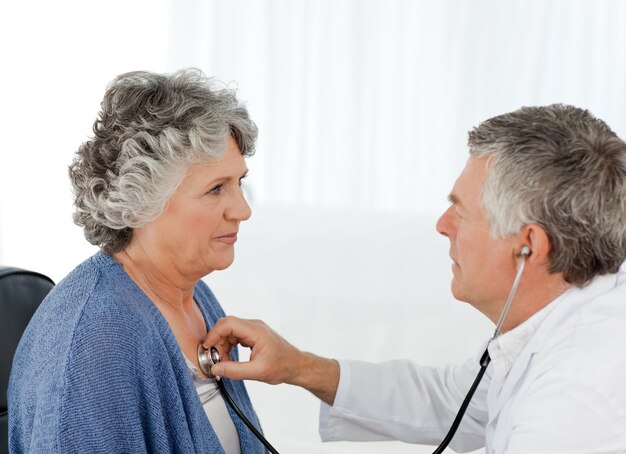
[469, 104, 626, 286]
[69, 69, 257, 253]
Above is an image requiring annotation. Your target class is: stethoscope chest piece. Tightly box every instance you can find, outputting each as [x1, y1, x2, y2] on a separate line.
[197, 344, 221, 378]
[196, 343, 281, 453]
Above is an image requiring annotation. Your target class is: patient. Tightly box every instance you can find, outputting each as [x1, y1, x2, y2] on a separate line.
[8, 69, 264, 453]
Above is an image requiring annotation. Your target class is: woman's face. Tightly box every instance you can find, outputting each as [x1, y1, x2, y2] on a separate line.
[132, 136, 251, 279]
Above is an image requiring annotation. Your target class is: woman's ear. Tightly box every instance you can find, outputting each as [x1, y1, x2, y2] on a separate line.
[518, 224, 551, 266]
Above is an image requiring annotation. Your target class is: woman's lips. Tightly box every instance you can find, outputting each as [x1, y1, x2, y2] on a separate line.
[215, 233, 238, 244]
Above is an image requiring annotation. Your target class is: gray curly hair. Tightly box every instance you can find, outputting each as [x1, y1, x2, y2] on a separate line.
[69, 69, 257, 253]
[469, 104, 626, 287]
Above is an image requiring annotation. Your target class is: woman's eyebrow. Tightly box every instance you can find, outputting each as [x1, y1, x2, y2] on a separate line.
[203, 169, 249, 188]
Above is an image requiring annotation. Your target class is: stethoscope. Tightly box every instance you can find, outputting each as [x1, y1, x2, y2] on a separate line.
[432, 245, 530, 453]
[197, 344, 281, 453]
[198, 246, 530, 454]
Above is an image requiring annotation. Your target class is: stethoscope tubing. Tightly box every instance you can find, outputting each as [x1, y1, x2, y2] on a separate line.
[217, 378, 280, 453]
[431, 249, 529, 453]
[431, 348, 491, 454]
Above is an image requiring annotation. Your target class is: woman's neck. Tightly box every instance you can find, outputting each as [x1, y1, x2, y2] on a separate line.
[114, 245, 210, 376]
[113, 247, 196, 312]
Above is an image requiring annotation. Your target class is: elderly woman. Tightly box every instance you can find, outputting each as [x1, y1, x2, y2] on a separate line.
[9, 69, 264, 453]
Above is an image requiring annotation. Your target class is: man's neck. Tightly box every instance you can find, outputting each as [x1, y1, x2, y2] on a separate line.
[498, 273, 571, 333]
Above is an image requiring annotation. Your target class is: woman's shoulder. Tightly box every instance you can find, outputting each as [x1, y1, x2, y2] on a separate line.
[10, 253, 162, 421]
[25, 251, 164, 364]
[44, 252, 149, 323]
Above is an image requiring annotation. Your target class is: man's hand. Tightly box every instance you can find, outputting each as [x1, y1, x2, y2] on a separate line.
[203, 316, 340, 405]
[203, 316, 300, 384]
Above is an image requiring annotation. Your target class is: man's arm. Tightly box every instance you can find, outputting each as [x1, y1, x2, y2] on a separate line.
[205, 316, 488, 448]
[204, 316, 340, 404]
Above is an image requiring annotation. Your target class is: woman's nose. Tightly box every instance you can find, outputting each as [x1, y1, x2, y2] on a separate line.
[226, 187, 252, 221]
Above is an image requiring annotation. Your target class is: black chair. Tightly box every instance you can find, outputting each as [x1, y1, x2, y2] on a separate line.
[0, 267, 54, 454]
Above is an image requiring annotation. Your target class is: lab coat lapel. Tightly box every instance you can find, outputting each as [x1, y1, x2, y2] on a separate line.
[487, 345, 535, 426]
[486, 270, 621, 426]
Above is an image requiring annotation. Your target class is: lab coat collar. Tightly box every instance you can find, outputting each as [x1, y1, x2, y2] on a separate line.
[488, 299, 557, 375]
[527, 267, 623, 355]
[486, 266, 624, 424]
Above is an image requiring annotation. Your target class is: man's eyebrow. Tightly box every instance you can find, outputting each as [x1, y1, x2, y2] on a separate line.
[448, 193, 461, 206]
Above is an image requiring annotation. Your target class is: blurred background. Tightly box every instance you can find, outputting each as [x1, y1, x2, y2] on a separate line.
[1, 1, 625, 452]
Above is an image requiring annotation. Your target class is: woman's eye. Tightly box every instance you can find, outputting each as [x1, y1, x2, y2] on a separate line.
[208, 184, 223, 195]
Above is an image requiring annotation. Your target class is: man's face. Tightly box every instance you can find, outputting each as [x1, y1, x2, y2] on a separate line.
[436, 156, 518, 317]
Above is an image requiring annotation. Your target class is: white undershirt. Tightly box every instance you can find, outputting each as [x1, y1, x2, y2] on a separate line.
[184, 356, 241, 454]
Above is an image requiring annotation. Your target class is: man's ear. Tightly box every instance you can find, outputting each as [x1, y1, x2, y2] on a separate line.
[518, 224, 551, 266]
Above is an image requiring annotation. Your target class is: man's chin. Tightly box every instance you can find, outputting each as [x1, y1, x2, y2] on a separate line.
[450, 281, 468, 303]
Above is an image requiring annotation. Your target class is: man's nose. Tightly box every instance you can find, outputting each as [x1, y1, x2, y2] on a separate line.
[436, 205, 455, 239]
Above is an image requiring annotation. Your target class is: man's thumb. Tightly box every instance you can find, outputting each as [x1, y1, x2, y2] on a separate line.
[212, 360, 257, 381]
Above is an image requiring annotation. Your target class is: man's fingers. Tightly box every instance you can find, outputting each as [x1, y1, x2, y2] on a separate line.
[211, 359, 264, 381]
[203, 316, 261, 349]
[202, 317, 287, 383]
[203, 316, 239, 348]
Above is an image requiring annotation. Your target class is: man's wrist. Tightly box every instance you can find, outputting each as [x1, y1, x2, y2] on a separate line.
[290, 352, 340, 406]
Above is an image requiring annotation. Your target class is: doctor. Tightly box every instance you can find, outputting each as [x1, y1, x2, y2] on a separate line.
[204, 104, 626, 452]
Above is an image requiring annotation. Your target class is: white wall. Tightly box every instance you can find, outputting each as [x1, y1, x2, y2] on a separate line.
[2, 1, 626, 452]
[0, 0, 171, 278]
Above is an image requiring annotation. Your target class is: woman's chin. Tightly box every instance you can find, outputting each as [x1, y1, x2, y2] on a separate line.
[207, 254, 236, 272]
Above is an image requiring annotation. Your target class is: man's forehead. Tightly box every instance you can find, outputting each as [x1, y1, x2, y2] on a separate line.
[449, 157, 489, 208]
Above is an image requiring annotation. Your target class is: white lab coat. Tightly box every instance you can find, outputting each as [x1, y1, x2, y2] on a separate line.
[319, 264, 626, 453]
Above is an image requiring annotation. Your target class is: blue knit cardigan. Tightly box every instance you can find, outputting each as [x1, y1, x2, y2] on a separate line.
[8, 252, 266, 453]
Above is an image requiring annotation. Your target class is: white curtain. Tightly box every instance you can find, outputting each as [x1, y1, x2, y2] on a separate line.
[168, 0, 626, 215]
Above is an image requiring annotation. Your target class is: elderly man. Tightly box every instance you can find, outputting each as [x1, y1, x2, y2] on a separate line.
[204, 104, 626, 452]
